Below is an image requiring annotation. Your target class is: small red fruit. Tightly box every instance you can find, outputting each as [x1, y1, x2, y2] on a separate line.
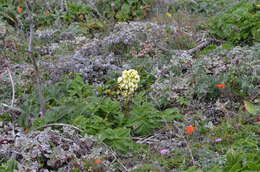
[216, 83, 225, 88]
[17, 7, 23, 13]
[185, 126, 196, 135]
[95, 159, 102, 164]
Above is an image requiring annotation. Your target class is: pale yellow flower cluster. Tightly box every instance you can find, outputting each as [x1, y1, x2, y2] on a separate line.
[117, 69, 140, 96]
[165, 12, 172, 17]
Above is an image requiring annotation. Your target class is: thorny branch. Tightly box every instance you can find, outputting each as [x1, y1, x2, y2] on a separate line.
[25, 0, 46, 118]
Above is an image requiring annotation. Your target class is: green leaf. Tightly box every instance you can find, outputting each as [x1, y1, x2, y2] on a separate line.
[98, 128, 137, 153]
[182, 166, 203, 172]
[100, 98, 121, 114]
[32, 118, 46, 130]
[0, 159, 18, 172]
[162, 108, 183, 121]
[244, 101, 258, 115]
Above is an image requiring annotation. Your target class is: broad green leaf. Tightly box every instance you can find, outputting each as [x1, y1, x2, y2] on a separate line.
[244, 101, 257, 115]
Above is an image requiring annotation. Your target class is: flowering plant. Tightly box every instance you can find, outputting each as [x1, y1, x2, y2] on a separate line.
[117, 69, 140, 96]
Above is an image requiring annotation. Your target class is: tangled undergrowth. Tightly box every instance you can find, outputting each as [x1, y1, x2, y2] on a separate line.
[0, 0, 260, 171]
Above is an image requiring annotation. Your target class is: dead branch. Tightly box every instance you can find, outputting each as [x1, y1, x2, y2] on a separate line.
[155, 43, 185, 55]
[156, 38, 224, 56]
[187, 38, 223, 54]
[102, 142, 129, 172]
[25, 0, 46, 118]
[36, 123, 83, 133]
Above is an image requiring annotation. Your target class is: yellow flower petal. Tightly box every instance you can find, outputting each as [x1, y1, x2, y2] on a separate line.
[165, 13, 172, 17]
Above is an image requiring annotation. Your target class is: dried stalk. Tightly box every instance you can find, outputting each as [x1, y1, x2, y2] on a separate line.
[6, 67, 16, 140]
[25, 0, 46, 118]
[6, 68, 15, 107]
[6, 67, 17, 160]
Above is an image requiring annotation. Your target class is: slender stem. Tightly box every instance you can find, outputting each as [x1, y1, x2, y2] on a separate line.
[7, 68, 15, 139]
[6, 67, 16, 159]
[25, 0, 46, 117]
[7, 67, 15, 107]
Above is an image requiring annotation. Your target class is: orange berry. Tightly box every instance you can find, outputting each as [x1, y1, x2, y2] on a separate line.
[216, 83, 225, 88]
[95, 159, 102, 164]
[185, 126, 196, 135]
[17, 7, 23, 13]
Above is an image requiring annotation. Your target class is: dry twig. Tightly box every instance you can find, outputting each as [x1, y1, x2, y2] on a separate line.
[25, 0, 46, 118]
[6, 67, 17, 159]
[6, 67, 15, 107]
[36, 123, 83, 133]
[102, 143, 129, 172]
[6, 68, 16, 140]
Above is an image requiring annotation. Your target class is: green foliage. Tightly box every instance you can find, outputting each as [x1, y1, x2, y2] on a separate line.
[34, 11, 57, 27]
[209, 2, 260, 44]
[223, 147, 260, 171]
[62, 2, 93, 23]
[165, 29, 196, 50]
[169, 0, 254, 16]
[127, 102, 182, 135]
[67, 74, 94, 98]
[244, 101, 260, 115]
[0, 2, 18, 27]
[183, 166, 203, 172]
[225, 67, 258, 98]
[1, 0, 154, 32]
[98, 128, 139, 153]
[192, 72, 220, 101]
[18, 74, 181, 153]
[0, 112, 12, 123]
[79, 18, 106, 32]
[96, 0, 154, 21]
[0, 159, 18, 172]
[199, 45, 217, 55]
[192, 60, 258, 101]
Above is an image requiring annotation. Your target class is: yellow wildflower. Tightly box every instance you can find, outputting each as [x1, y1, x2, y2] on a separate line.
[256, 4, 260, 7]
[117, 69, 140, 96]
[165, 12, 172, 17]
